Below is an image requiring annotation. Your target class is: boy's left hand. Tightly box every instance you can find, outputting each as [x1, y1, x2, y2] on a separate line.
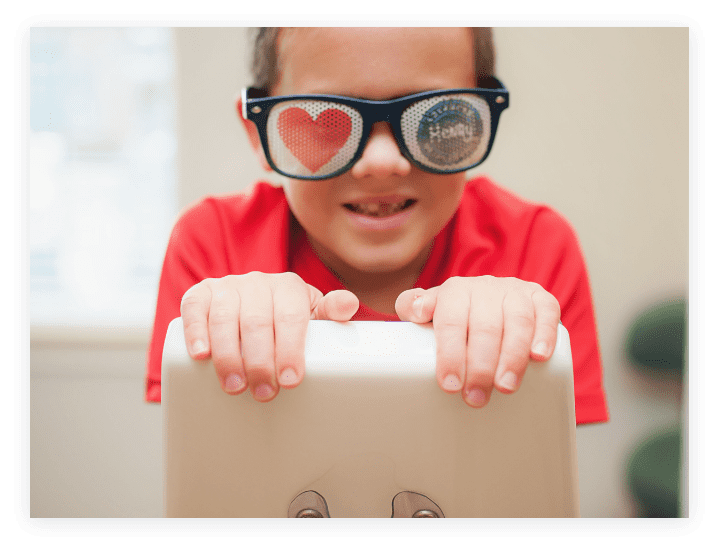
[395, 276, 561, 408]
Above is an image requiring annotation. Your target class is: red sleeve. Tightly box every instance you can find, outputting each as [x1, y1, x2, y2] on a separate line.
[520, 208, 609, 424]
[144, 199, 232, 402]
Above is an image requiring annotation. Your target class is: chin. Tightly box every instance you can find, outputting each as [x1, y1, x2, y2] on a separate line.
[344, 252, 419, 275]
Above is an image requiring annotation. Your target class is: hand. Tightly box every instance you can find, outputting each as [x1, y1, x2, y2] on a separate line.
[180, 272, 359, 401]
[395, 276, 561, 408]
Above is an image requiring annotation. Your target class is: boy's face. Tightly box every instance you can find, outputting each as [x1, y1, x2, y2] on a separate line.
[262, 28, 476, 279]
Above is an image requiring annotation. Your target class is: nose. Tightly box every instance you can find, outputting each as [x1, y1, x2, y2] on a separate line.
[350, 122, 412, 179]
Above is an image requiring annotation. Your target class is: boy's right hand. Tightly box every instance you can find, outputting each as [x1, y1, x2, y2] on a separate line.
[180, 272, 359, 401]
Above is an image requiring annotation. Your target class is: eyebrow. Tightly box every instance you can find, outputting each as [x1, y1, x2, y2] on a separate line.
[358, 90, 441, 101]
[296, 87, 450, 102]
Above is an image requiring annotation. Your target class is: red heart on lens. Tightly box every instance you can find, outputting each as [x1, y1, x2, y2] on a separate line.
[277, 107, 352, 173]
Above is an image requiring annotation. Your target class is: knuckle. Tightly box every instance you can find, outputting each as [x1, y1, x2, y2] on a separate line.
[442, 276, 466, 292]
[510, 310, 536, 329]
[274, 309, 307, 326]
[241, 313, 274, 333]
[545, 305, 561, 323]
[475, 275, 498, 287]
[217, 274, 245, 287]
[469, 322, 503, 341]
[278, 271, 305, 286]
[228, 271, 262, 291]
[533, 288, 561, 316]
[241, 271, 268, 285]
[180, 286, 207, 310]
[180, 292, 197, 307]
[183, 318, 208, 335]
[504, 289, 534, 312]
[527, 281, 545, 292]
[436, 314, 467, 330]
[208, 306, 238, 325]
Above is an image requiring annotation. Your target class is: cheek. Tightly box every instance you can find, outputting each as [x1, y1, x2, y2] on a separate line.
[283, 182, 334, 230]
[426, 181, 466, 223]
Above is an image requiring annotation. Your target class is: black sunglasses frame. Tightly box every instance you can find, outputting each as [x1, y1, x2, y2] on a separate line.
[240, 79, 509, 181]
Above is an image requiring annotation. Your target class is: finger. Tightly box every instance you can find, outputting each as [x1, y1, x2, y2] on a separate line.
[180, 282, 212, 359]
[239, 272, 277, 402]
[432, 279, 470, 394]
[206, 282, 247, 395]
[394, 287, 438, 323]
[463, 287, 504, 408]
[529, 287, 561, 361]
[271, 274, 313, 389]
[311, 289, 359, 321]
[494, 289, 535, 394]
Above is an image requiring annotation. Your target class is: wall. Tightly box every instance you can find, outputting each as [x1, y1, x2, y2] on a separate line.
[487, 27, 688, 517]
[30, 27, 688, 517]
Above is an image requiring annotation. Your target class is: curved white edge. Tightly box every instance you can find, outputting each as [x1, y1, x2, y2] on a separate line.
[162, 317, 572, 378]
[163, 318, 187, 363]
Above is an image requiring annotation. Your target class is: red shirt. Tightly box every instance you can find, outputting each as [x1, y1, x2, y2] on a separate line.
[146, 176, 609, 424]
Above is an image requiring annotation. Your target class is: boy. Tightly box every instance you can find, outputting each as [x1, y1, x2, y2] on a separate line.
[146, 27, 608, 424]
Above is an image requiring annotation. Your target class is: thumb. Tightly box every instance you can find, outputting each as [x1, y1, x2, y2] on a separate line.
[395, 287, 438, 323]
[310, 288, 359, 321]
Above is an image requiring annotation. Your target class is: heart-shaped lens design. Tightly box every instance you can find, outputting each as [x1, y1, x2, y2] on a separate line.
[277, 107, 353, 173]
[268, 100, 363, 177]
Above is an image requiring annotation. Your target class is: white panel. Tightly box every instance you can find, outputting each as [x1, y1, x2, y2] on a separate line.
[163, 318, 579, 518]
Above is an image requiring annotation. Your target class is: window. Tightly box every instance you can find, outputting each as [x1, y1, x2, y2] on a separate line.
[29, 28, 177, 328]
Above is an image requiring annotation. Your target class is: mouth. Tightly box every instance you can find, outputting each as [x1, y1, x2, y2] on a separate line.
[343, 198, 417, 218]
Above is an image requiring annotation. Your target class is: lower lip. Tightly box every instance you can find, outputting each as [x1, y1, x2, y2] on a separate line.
[343, 204, 415, 231]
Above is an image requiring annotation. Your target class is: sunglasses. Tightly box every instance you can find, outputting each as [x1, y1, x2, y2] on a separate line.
[240, 79, 509, 180]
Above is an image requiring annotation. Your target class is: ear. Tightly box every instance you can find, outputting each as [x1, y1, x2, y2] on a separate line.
[236, 94, 272, 173]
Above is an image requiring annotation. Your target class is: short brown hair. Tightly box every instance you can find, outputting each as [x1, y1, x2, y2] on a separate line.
[249, 27, 496, 92]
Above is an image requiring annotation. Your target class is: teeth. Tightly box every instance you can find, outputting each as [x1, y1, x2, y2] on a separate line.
[347, 200, 412, 217]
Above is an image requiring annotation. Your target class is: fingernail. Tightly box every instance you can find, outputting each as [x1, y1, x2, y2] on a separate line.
[466, 388, 487, 407]
[224, 373, 244, 393]
[532, 341, 548, 358]
[280, 368, 299, 386]
[253, 383, 274, 400]
[442, 374, 461, 392]
[191, 340, 208, 356]
[412, 294, 424, 319]
[499, 372, 517, 391]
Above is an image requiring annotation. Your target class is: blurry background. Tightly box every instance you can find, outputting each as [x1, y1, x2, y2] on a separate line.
[28, 27, 688, 517]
